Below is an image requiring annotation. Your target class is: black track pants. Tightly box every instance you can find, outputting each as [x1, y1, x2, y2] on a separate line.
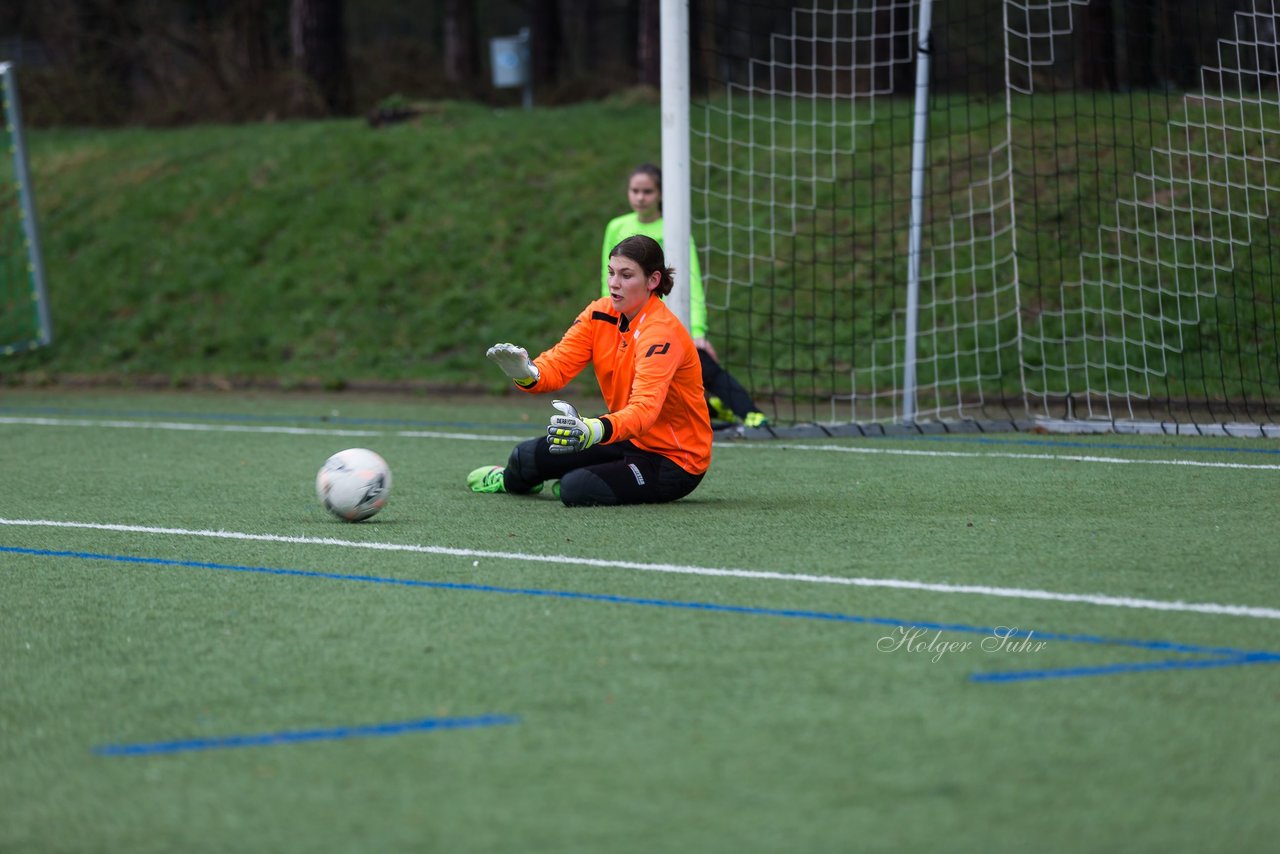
[503, 436, 703, 506]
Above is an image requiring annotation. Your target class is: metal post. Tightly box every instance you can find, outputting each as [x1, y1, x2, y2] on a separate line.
[1, 62, 52, 347]
[519, 28, 533, 111]
[902, 0, 935, 424]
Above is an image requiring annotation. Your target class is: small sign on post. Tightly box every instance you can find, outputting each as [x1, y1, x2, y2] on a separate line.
[489, 27, 532, 110]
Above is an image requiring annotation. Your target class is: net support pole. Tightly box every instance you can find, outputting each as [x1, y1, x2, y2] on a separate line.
[902, 0, 935, 424]
[1, 62, 52, 347]
[660, 0, 692, 332]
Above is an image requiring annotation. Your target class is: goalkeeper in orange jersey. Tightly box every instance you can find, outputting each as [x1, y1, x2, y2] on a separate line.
[467, 235, 712, 506]
[601, 162, 768, 429]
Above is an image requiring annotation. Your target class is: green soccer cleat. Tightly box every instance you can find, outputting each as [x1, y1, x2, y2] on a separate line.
[743, 411, 769, 429]
[468, 465, 546, 495]
[467, 465, 507, 493]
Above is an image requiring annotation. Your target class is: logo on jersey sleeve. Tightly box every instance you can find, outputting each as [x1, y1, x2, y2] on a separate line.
[644, 342, 670, 358]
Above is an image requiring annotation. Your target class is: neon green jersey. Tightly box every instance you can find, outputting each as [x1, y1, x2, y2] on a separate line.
[600, 211, 707, 340]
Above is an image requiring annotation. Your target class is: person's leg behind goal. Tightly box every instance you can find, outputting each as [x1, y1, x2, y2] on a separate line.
[699, 349, 769, 428]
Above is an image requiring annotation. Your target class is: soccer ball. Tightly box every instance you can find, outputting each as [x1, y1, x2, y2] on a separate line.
[316, 448, 392, 522]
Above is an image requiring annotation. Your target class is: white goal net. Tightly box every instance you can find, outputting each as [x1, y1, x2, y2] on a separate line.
[689, 0, 1280, 431]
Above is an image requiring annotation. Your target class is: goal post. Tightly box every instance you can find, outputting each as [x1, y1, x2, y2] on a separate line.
[661, 0, 693, 334]
[1, 61, 52, 356]
[673, 0, 1280, 434]
[902, 0, 937, 424]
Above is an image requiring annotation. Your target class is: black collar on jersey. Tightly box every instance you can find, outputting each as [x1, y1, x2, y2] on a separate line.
[591, 309, 631, 333]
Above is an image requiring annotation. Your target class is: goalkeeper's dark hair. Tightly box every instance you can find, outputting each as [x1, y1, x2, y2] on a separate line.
[610, 235, 675, 297]
[631, 162, 662, 212]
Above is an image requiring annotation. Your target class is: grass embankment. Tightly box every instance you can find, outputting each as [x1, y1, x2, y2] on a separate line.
[5, 99, 662, 391]
[4, 93, 1278, 412]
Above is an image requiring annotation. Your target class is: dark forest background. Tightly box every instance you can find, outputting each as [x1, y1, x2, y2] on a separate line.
[0, 0, 1255, 127]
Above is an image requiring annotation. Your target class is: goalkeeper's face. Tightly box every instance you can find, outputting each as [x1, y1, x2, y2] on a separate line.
[607, 255, 660, 318]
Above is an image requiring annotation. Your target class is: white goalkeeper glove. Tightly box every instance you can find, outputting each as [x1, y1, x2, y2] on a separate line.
[546, 400, 604, 454]
[486, 342, 540, 387]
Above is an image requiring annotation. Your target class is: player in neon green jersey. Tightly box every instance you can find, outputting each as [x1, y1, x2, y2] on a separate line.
[600, 163, 768, 429]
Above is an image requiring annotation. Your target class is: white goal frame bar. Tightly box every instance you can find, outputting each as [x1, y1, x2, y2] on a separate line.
[660, 0, 692, 333]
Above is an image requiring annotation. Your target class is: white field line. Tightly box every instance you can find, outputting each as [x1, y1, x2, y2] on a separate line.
[747, 443, 1280, 471]
[0, 416, 525, 443]
[2, 415, 1278, 470]
[3, 517, 1279, 621]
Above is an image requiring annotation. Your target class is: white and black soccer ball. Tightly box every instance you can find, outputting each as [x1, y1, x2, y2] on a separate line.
[316, 448, 392, 522]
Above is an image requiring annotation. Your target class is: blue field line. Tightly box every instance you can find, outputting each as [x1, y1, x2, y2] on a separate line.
[3, 404, 1278, 455]
[6, 544, 1279, 683]
[971, 652, 1280, 683]
[94, 713, 520, 756]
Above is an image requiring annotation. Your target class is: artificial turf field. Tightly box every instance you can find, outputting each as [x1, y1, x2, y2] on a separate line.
[2, 388, 1278, 853]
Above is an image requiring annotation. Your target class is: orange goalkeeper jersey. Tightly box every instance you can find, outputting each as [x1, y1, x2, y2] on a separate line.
[522, 295, 712, 475]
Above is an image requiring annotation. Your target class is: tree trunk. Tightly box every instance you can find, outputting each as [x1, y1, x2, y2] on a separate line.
[638, 0, 659, 87]
[530, 0, 563, 89]
[232, 0, 274, 80]
[1079, 0, 1117, 90]
[1116, 0, 1158, 89]
[560, 0, 598, 78]
[290, 0, 352, 114]
[80, 0, 139, 121]
[581, 0, 600, 77]
[870, 3, 914, 95]
[443, 0, 477, 86]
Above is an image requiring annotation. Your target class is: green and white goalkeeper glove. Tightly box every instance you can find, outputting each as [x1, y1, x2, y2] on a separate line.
[486, 342, 540, 387]
[546, 400, 604, 454]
